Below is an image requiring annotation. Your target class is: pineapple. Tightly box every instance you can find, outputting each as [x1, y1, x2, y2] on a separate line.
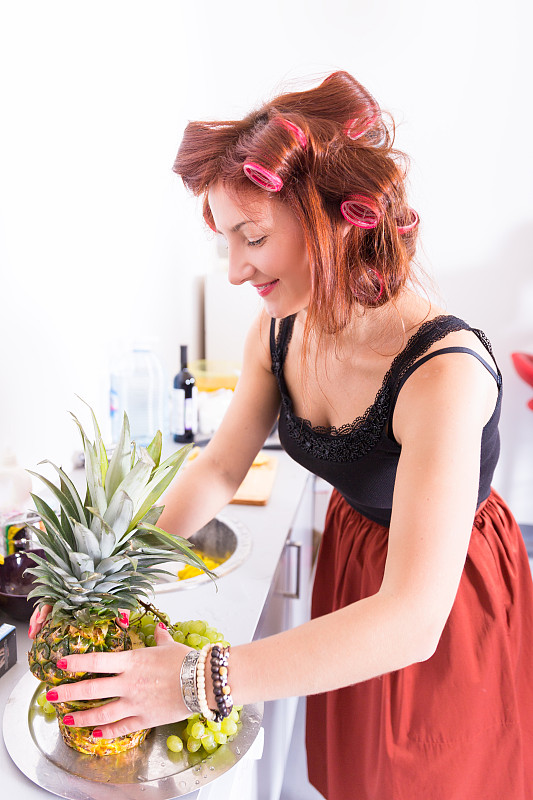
[26, 401, 214, 756]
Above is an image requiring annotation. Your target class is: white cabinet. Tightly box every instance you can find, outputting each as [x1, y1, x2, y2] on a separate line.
[253, 474, 316, 800]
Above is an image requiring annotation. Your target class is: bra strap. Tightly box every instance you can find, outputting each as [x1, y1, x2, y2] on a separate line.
[389, 346, 501, 425]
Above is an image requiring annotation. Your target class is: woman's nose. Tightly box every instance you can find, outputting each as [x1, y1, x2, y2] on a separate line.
[227, 250, 255, 286]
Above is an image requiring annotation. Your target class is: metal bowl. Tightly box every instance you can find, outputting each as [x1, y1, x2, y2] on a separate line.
[0, 549, 44, 621]
[155, 515, 252, 593]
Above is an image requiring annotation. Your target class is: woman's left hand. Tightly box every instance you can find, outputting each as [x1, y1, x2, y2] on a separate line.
[45, 624, 192, 738]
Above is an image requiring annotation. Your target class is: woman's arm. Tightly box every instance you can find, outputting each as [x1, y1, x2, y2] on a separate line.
[224, 348, 497, 703]
[157, 312, 281, 539]
[44, 350, 497, 735]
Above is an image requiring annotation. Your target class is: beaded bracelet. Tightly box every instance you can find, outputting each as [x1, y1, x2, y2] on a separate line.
[210, 644, 233, 719]
[180, 649, 202, 715]
[196, 643, 217, 722]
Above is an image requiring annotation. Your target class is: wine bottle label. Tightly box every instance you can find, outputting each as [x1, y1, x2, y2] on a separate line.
[185, 387, 199, 434]
[171, 388, 186, 435]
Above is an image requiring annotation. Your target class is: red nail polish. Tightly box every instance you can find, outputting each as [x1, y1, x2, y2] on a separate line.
[63, 715, 75, 725]
[56, 659, 68, 669]
[92, 729, 103, 738]
[158, 622, 167, 630]
[46, 690, 58, 701]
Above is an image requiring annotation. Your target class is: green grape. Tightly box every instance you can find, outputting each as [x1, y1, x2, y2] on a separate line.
[36, 691, 48, 708]
[43, 701, 56, 716]
[188, 620, 206, 636]
[140, 614, 155, 628]
[220, 718, 238, 736]
[185, 713, 200, 736]
[206, 719, 221, 732]
[234, 705, 243, 712]
[172, 630, 186, 644]
[220, 640, 231, 648]
[166, 735, 183, 753]
[198, 636, 210, 649]
[186, 633, 202, 649]
[145, 635, 156, 647]
[136, 630, 146, 643]
[201, 733, 218, 753]
[214, 731, 228, 745]
[204, 627, 219, 643]
[229, 708, 240, 723]
[178, 621, 191, 635]
[187, 736, 202, 753]
[190, 721, 205, 739]
[142, 623, 156, 637]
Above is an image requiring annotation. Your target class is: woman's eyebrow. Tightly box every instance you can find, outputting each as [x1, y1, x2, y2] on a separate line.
[215, 220, 252, 235]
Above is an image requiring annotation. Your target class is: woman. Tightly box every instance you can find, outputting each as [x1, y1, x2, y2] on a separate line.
[30, 71, 533, 799]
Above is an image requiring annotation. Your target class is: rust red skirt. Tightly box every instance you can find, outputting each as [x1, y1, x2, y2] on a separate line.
[306, 488, 533, 800]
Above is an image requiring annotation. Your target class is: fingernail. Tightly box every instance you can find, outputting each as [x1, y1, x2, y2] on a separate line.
[46, 690, 58, 701]
[28, 625, 34, 637]
[63, 715, 75, 725]
[120, 613, 129, 624]
[158, 622, 167, 630]
[56, 659, 68, 669]
[92, 729, 103, 738]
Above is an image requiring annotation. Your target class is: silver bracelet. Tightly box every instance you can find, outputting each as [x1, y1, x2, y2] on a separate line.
[180, 649, 202, 714]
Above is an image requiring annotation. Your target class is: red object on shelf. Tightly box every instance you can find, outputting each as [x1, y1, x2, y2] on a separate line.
[511, 352, 533, 410]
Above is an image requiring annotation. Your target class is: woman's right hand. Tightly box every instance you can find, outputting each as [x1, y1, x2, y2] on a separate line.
[28, 604, 52, 638]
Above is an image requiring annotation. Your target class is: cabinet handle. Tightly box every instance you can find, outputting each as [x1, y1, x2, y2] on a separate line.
[282, 541, 301, 599]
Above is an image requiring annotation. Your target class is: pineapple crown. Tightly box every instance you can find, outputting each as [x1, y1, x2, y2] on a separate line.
[26, 400, 215, 626]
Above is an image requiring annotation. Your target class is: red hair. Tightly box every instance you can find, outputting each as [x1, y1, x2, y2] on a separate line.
[173, 71, 418, 338]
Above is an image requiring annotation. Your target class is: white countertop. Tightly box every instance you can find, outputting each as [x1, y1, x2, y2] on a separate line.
[0, 450, 310, 800]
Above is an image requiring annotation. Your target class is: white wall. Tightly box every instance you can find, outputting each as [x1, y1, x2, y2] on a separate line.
[1, 1, 532, 518]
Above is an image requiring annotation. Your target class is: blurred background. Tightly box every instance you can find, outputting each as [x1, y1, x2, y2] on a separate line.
[1, 0, 532, 521]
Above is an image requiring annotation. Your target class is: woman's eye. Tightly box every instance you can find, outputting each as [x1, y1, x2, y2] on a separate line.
[248, 236, 266, 247]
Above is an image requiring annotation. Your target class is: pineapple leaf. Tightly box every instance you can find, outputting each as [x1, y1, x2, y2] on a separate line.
[136, 523, 217, 581]
[27, 469, 78, 527]
[102, 490, 134, 541]
[30, 494, 76, 555]
[105, 413, 132, 502]
[137, 505, 164, 528]
[146, 430, 163, 470]
[69, 552, 95, 579]
[71, 519, 103, 563]
[70, 413, 107, 516]
[85, 507, 116, 559]
[41, 461, 87, 526]
[128, 445, 192, 531]
[113, 449, 155, 514]
[75, 395, 109, 487]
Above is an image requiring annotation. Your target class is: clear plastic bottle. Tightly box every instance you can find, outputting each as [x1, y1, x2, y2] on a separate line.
[109, 345, 167, 447]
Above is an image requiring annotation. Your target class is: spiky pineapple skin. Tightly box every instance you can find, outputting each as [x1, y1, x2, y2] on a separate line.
[28, 617, 131, 686]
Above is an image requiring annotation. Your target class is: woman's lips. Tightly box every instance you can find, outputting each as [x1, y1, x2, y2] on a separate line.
[254, 279, 279, 297]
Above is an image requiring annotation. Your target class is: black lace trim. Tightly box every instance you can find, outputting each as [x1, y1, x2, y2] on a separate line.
[274, 314, 480, 462]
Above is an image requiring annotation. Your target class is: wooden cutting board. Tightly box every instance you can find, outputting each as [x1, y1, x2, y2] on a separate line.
[230, 454, 278, 505]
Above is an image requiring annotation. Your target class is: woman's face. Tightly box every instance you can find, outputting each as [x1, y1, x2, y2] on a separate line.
[208, 183, 311, 318]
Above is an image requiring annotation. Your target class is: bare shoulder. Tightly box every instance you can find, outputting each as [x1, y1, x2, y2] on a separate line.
[242, 309, 275, 374]
[392, 314, 500, 446]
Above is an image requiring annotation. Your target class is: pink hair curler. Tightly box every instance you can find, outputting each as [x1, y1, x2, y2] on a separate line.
[243, 162, 283, 192]
[397, 207, 419, 235]
[340, 194, 381, 229]
[275, 118, 307, 149]
[344, 113, 379, 140]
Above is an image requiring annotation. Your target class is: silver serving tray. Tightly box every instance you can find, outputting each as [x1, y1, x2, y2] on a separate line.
[4, 672, 263, 799]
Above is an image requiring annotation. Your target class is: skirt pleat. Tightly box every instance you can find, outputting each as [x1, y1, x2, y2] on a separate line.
[306, 488, 533, 800]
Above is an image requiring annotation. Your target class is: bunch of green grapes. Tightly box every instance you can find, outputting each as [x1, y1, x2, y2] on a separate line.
[129, 607, 242, 756]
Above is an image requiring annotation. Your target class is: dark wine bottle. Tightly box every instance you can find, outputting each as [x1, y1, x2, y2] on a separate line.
[171, 345, 198, 443]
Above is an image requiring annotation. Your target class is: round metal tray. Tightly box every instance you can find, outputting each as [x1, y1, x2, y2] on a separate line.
[4, 671, 263, 799]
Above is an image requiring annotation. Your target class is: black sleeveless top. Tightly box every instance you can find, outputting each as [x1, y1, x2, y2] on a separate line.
[271, 314, 503, 527]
